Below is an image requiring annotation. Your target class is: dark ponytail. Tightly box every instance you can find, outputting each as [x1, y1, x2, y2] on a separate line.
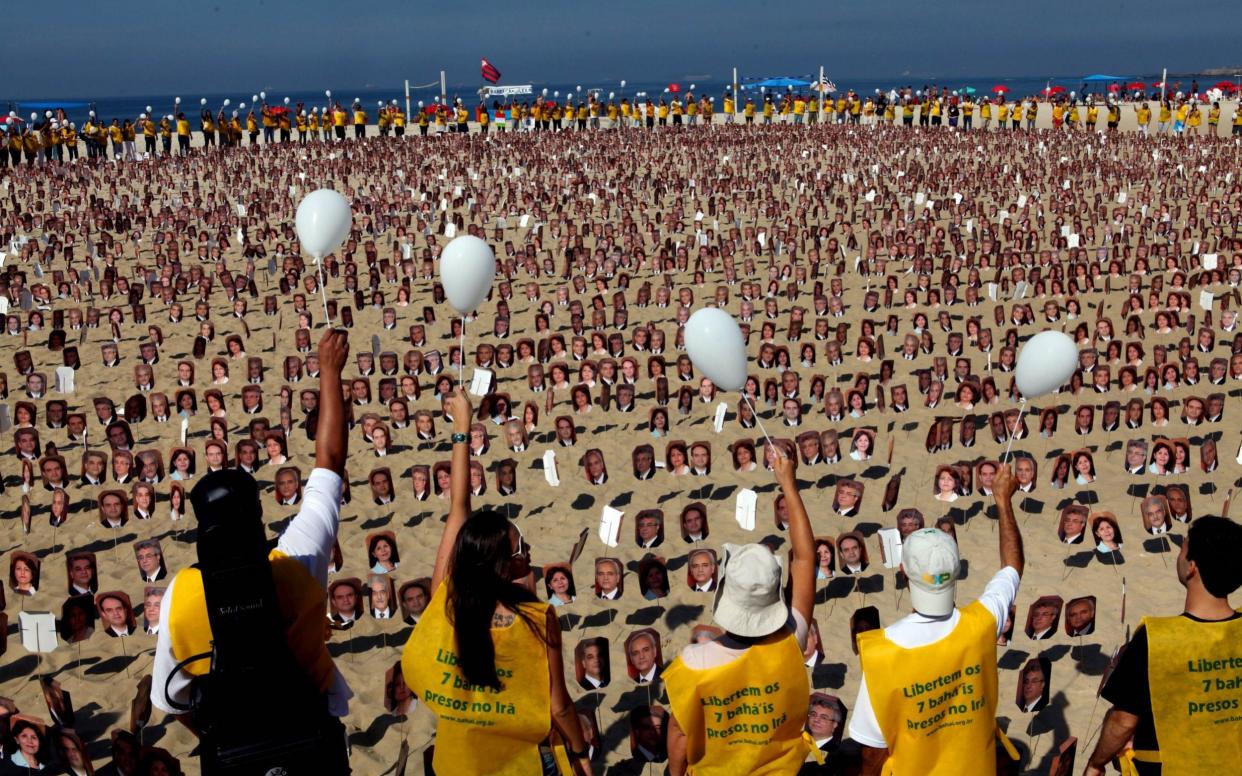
[448, 510, 543, 690]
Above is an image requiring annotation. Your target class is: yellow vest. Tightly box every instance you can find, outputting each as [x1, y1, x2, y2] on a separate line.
[1131, 614, 1242, 775]
[402, 582, 569, 776]
[664, 632, 814, 775]
[858, 602, 999, 776]
[169, 550, 335, 694]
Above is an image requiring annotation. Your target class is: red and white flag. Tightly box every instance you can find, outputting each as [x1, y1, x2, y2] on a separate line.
[481, 58, 502, 84]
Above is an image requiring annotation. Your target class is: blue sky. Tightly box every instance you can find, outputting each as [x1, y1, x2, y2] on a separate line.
[6, 0, 1239, 98]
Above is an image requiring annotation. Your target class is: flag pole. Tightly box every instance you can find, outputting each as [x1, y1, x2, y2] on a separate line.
[441, 70, 447, 106]
[405, 80, 411, 122]
[733, 67, 739, 119]
[819, 65, 825, 119]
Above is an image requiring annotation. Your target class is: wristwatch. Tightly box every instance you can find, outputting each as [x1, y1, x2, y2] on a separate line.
[451, 432, 468, 444]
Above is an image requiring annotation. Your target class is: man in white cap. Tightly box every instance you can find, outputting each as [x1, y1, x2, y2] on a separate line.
[850, 465, 1023, 775]
[663, 448, 818, 775]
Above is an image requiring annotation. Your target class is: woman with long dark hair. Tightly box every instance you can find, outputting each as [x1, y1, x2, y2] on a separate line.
[402, 389, 591, 776]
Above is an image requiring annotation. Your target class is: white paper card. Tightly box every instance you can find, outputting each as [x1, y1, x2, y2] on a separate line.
[19, 611, 58, 653]
[180, 417, 189, 445]
[735, 488, 757, 531]
[543, 451, 560, 487]
[1117, 191, 1127, 204]
[0, 404, 10, 433]
[1198, 290, 1214, 311]
[444, 223, 458, 239]
[1017, 194, 1028, 209]
[1067, 234, 1080, 249]
[713, 402, 728, 433]
[877, 528, 903, 569]
[599, 506, 623, 548]
[1202, 254, 1218, 270]
[54, 367, 75, 394]
[519, 214, 530, 228]
[469, 368, 493, 397]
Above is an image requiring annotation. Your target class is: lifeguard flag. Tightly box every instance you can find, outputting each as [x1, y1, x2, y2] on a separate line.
[481, 58, 502, 84]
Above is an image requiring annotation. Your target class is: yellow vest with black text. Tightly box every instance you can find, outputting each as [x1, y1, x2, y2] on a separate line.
[858, 601, 999, 776]
[402, 582, 569, 776]
[1128, 614, 1242, 775]
[664, 631, 813, 775]
[168, 549, 335, 694]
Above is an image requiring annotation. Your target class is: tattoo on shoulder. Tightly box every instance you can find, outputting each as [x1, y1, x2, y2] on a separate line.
[492, 612, 515, 628]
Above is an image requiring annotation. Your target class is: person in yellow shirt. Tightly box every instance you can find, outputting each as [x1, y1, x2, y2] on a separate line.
[851, 467, 1025, 776]
[478, 103, 490, 135]
[658, 99, 670, 127]
[1026, 100, 1038, 130]
[606, 100, 618, 128]
[850, 94, 863, 124]
[393, 102, 406, 137]
[671, 97, 683, 126]
[262, 105, 276, 143]
[141, 114, 156, 156]
[1158, 100, 1172, 133]
[685, 95, 698, 126]
[22, 126, 40, 165]
[644, 99, 656, 129]
[333, 104, 347, 140]
[1086, 103, 1099, 131]
[1233, 103, 1242, 136]
[229, 112, 242, 146]
[980, 99, 992, 130]
[884, 99, 896, 125]
[1135, 102, 1151, 135]
[762, 95, 774, 124]
[1207, 101, 1220, 135]
[455, 103, 469, 133]
[293, 110, 305, 143]
[903, 99, 915, 127]
[417, 104, 430, 136]
[108, 119, 123, 158]
[1174, 100, 1190, 133]
[665, 452, 817, 776]
[1186, 104, 1202, 134]
[65, 122, 79, 161]
[1067, 102, 1080, 129]
[352, 102, 367, 138]
[1107, 102, 1121, 131]
[743, 97, 755, 125]
[575, 101, 587, 130]
[176, 113, 191, 155]
[377, 104, 390, 137]
[278, 108, 291, 143]
[961, 98, 974, 130]
[929, 97, 942, 126]
[200, 109, 215, 148]
[723, 92, 735, 124]
[401, 389, 592, 776]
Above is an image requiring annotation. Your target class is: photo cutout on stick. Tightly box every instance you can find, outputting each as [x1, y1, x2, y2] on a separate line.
[328, 578, 363, 630]
[1164, 483, 1192, 523]
[65, 552, 98, 596]
[1141, 496, 1172, 536]
[628, 704, 668, 763]
[807, 693, 848, 748]
[850, 606, 881, 655]
[624, 628, 663, 684]
[1057, 504, 1090, 545]
[594, 557, 624, 600]
[1015, 657, 1051, 713]
[543, 563, 576, 606]
[366, 531, 400, 574]
[9, 552, 40, 597]
[384, 661, 416, 716]
[637, 557, 670, 601]
[833, 479, 863, 517]
[1064, 595, 1096, 637]
[686, 549, 718, 592]
[837, 531, 869, 575]
[367, 574, 396, 620]
[132, 539, 166, 583]
[634, 509, 664, 549]
[399, 578, 431, 625]
[1025, 596, 1064, 640]
[575, 637, 611, 691]
[680, 502, 708, 543]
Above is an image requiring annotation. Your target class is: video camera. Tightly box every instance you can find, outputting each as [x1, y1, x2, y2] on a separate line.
[163, 470, 346, 775]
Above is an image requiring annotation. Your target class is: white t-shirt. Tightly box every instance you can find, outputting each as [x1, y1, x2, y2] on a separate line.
[847, 567, 1020, 748]
[151, 468, 354, 717]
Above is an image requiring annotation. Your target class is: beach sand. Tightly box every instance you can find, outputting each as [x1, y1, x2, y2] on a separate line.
[0, 115, 1235, 774]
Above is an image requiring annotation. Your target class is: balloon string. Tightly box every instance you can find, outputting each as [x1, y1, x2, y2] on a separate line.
[458, 317, 465, 389]
[1001, 398, 1028, 465]
[316, 256, 331, 327]
[741, 393, 775, 451]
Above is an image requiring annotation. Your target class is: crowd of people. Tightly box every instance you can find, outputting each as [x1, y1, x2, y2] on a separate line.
[0, 103, 1238, 774]
[5, 81, 1242, 168]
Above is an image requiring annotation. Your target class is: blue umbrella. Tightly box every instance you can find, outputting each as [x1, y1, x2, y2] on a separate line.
[750, 77, 812, 89]
[18, 101, 89, 109]
[1082, 75, 1127, 82]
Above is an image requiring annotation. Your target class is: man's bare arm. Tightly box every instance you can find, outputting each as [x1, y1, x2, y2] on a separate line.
[1084, 708, 1139, 775]
[314, 330, 349, 475]
[991, 464, 1024, 577]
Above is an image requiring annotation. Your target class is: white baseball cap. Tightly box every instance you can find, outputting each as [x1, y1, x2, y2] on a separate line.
[712, 543, 788, 637]
[902, 528, 960, 617]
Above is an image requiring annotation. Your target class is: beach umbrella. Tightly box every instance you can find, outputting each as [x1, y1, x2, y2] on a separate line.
[668, 83, 681, 93]
[960, 86, 977, 94]
[1126, 82, 1146, 92]
[1212, 81, 1237, 92]
[992, 85, 1009, 94]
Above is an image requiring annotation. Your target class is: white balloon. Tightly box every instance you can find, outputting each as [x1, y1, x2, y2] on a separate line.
[284, 97, 290, 105]
[1014, 330, 1079, 398]
[325, 90, 332, 97]
[223, 99, 230, 106]
[252, 94, 259, 102]
[146, 105, 153, 112]
[439, 235, 496, 315]
[295, 189, 353, 259]
[620, 80, 627, 87]
[200, 98, 207, 105]
[684, 308, 748, 391]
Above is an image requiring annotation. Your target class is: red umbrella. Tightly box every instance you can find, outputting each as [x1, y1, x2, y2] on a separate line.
[1042, 85, 1066, 96]
[1212, 81, 1237, 92]
[992, 85, 1009, 94]
[0, 116, 23, 126]
[1150, 81, 1165, 89]
[667, 83, 681, 94]
[1126, 82, 1147, 91]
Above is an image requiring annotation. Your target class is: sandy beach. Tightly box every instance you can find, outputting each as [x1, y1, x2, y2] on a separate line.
[0, 114, 1238, 774]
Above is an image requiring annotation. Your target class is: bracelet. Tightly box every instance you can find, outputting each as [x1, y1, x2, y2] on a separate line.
[451, 432, 468, 444]
[567, 744, 590, 759]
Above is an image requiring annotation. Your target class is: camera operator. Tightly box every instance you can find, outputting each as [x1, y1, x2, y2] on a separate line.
[151, 328, 352, 773]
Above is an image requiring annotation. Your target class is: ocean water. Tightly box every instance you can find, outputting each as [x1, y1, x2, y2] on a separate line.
[1, 73, 1204, 128]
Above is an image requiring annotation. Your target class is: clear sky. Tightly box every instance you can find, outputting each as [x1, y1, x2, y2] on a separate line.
[6, 0, 1239, 98]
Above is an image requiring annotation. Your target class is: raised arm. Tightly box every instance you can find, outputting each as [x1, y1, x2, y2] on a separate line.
[545, 609, 592, 776]
[773, 448, 815, 624]
[431, 388, 473, 591]
[314, 329, 349, 475]
[991, 464, 1024, 577]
